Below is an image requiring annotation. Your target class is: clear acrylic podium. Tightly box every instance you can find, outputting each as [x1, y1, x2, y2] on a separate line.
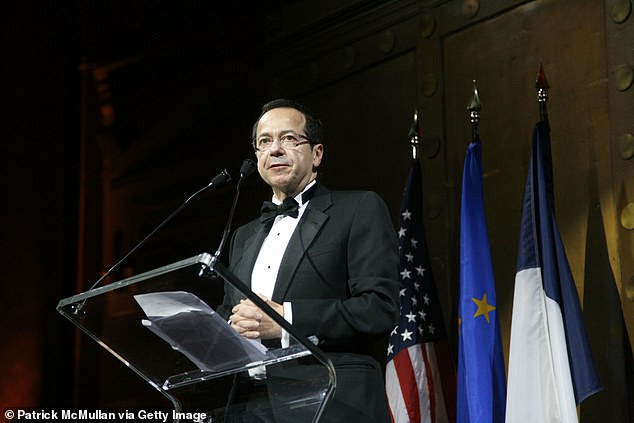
[57, 253, 336, 422]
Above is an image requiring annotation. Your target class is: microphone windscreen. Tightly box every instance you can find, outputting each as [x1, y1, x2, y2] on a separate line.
[210, 169, 232, 186]
[240, 159, 257, 179]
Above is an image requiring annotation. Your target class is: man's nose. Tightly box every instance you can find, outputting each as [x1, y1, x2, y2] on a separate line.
[268, 138, 285, 154]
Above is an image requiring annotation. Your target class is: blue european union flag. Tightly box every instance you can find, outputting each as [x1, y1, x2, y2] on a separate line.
[457, 139, 506, 423]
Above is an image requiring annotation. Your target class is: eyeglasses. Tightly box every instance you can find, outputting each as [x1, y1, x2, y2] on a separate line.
[253, 132, 312, 152]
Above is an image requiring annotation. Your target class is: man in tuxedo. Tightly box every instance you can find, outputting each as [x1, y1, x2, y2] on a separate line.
[221, 99, 400, 422]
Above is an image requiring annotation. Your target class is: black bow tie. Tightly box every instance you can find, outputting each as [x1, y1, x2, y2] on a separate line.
[260, 197, 299, 224]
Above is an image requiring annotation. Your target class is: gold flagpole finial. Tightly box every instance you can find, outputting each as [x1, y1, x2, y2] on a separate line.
[467, 80, 482, 142]
[409, 109, 422, 160]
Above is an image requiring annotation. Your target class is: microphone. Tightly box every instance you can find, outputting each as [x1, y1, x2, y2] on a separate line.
[69, 169, 232, 317]
[211, 159, 256, 265]
[239, 157, 257, 180]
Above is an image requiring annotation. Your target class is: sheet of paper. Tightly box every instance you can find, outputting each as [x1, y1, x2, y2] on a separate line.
[134, 291, 268, 372]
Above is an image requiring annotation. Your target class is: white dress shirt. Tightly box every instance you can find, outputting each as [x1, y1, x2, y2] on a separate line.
[251, 180, 316, 347]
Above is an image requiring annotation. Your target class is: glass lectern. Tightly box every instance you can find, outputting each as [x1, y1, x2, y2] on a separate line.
[57, 253, 335, 422]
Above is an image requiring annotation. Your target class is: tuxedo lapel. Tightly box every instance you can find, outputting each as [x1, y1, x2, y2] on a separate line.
[271, 186, 332, 302]
[231, 223, 270, 288]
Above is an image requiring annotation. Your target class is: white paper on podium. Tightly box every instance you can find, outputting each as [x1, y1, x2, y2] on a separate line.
[134, 291, 267, 372]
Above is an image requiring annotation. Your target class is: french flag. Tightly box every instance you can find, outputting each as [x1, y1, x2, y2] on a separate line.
[505, 120, 602, 422]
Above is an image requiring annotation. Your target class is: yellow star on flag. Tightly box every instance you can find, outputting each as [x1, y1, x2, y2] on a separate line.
[472, 293, 496, 324]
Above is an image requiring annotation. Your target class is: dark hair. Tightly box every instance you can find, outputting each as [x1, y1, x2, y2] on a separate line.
[251, 99, 323, 145]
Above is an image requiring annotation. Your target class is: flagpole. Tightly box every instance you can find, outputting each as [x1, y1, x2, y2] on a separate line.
[467, 80, 481, 143]
[536, 62, 550, 122]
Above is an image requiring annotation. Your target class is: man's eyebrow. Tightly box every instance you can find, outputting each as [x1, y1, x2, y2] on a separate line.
[256, 129, 297, 137]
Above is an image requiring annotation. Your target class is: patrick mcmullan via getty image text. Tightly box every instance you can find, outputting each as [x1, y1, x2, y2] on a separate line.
[5, 409, 209, 422]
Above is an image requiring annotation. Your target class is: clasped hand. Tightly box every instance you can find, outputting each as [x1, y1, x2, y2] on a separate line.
[230, 294, 284, 340]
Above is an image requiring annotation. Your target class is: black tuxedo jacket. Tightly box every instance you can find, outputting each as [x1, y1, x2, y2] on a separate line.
[220, 183, 400, 422]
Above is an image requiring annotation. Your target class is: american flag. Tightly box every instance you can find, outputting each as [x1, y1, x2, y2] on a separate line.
[386, 160, 455, 423]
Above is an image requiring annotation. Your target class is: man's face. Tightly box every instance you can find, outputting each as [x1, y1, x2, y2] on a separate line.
[254, 107, 323, 200]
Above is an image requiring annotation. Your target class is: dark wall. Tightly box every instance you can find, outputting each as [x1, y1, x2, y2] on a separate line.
[0, 0, 274, 409]
[1, 1, 79, 408]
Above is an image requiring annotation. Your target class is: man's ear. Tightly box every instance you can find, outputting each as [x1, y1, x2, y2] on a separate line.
[312, 144, 324, 171]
